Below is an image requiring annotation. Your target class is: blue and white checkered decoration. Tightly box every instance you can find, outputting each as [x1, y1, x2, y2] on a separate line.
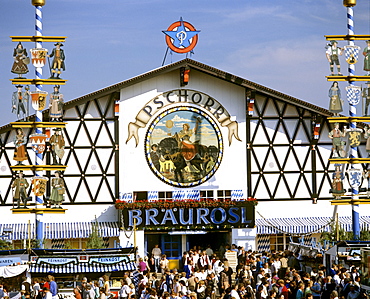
[257, 234, 270, 252]
[346, 85, 361, 105]
[186, 189, 200, 200]
[173, 190, 185, 201]
[231, 190, 243, 200]
[51, 239, 65, 249]
[103, 237, 110, 248]
[303, 235, 312, 246]
[344, 45, 361, 64]
[132, 270, 141, 293]
[120, 193, 133, 202]
[148, 191, 158, 202]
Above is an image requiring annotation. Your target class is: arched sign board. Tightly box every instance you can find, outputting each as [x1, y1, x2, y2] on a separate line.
[126, 89, 242, 188]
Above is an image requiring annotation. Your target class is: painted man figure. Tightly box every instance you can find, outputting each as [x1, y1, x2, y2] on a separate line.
[48, 42, 65, 79]
[150, 144, 160, 171]
[11, 42, 29, 78]
[12, 85, 29, 120]
[326, 40, 343, 76]
[328, 122, 346, 158]
[12, 171, 30, 209]
[363, 40, 370, 76]
[50, 171, 65, 209]
[49, 85, 64, 121]
[49, 128, 65, 165]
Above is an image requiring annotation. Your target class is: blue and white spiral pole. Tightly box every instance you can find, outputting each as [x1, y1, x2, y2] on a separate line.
[33, 1, 45, 248]
[345, 2, 361, 240]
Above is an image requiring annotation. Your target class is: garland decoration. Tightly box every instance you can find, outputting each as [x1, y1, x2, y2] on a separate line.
[115, 197, 257, 210]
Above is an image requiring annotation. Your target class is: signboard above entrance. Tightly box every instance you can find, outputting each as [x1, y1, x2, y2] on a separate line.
[119, 200, 255, 231]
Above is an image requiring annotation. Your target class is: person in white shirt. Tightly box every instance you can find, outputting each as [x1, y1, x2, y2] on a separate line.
[333, 273, 341, 286]
[151, 245, 162, 273]
[271, 258, 281, 277]
[230, 285, 240, 299]
[212, 257, 223, 275]
[43, 288, 52, 299]
[206, 264, 215, 277]
[119, 281, 130, 299]
[192, 251, 200, 267]
[256, 269, 265, 288]
[198, 251, 210, 269]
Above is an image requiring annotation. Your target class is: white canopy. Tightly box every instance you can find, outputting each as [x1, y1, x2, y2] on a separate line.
[0, 264, 29, 278]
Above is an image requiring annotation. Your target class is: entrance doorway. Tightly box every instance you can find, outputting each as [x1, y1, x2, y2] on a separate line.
[146, 233, 182, 270]
[187, 231, 229, 255]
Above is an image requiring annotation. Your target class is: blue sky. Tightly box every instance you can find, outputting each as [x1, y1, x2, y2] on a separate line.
[1, 0, 369, 126]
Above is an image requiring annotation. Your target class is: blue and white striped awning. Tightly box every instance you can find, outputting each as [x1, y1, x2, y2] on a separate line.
[1, 222, 119, 241]
[256, 216, 370, 235]
[0, 223, 35, 241]
[29, 261, 136, 274]
[44, 222, 120, 239]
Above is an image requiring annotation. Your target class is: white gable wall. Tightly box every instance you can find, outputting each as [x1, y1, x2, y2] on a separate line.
[119, 69, 247, 194]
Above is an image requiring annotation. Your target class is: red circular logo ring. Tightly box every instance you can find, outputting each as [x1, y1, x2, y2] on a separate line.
[165, 21, 199, 54]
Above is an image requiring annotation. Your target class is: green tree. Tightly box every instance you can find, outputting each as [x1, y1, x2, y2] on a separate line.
[86, 219, 104, 249]
[64, 240, 73, 249]
[320, 222, 370, 242]
[0, 239, 13, 250]
[320, 222, 347, 242]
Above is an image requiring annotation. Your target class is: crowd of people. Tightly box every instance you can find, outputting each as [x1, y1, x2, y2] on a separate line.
[0, 245, 366, 299]
[130, 245, 367, 299]
[0, 275, 59, 299]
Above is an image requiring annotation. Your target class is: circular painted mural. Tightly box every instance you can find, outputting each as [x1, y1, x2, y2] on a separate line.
[145, 107, 223, 187]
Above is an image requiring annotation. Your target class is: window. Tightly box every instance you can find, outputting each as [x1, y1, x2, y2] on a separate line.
[158, 192, 173, 200]
[270, 234, 285, 252]
[66, 239, 87, 249]
[217, 190, 231, 200]
[269, 234, 301, 252]
[13, 240, 24, 249]
[200, 190, 214, 199]
[134, 191, 148, 201]
[162, 235, 181, 258]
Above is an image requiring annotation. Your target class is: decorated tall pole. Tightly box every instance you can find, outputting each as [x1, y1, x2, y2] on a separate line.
[344, 0, 361, 240]
[328, 1, 370, 239]
[10, 0, 67, 247]
[33, 0, 46, 248]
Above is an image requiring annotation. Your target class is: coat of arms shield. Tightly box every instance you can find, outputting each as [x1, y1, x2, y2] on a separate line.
[346, 85, 361, 105]
[30, 91, 48, 111]
[344, 45, 361, 64]
[348, 168, 362, 189]
[29, 133, 48, 154]
[30, 48, 48, 68]
[32, 176, 48, 196]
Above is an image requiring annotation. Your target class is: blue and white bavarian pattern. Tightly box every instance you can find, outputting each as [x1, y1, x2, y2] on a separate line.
[231, 190, 243, 201]
[346, 85, 361, 105]
[344, 45, 361, 64]
[148, 191, 159, 202]
[173, 190, 185, 200]
[257, 234, 270, 252]
[186, 189, 200, 200]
